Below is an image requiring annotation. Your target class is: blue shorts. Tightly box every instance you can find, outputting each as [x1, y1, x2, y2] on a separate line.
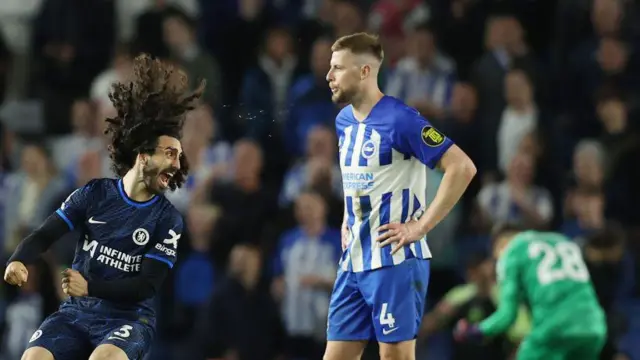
[26, 307, 154, 360]
[327, 258, 430, 343]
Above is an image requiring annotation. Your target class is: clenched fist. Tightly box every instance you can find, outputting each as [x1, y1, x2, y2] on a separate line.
[61, 269, 88, 297]
[4, 261, 28, 287]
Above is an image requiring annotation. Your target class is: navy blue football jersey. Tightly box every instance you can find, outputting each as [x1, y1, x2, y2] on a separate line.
[54, 178, 182, 323]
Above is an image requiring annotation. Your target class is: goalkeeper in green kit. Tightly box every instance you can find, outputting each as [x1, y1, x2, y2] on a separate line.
[454, 224, 607, 360]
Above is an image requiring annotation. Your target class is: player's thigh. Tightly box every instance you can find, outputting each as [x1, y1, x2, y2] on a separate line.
[326, 268, 374, 342]
[516, 339, 563, 360]
[25, 310, 92, 360]
[361, 259, 430, 344]
[93, 321, 154, 360]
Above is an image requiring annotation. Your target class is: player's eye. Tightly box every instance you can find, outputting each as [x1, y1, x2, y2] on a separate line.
[165, 149, 178, 160]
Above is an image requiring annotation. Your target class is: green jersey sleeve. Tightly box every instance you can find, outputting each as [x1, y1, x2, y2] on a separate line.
[479, 238, 526, 336]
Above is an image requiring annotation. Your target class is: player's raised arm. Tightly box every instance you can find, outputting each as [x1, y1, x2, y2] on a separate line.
[5, 181, 97, 286]
[86, 211, 182, 303]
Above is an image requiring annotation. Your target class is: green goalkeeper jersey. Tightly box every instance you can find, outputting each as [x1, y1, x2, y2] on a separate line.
[479, 231, 606, 342]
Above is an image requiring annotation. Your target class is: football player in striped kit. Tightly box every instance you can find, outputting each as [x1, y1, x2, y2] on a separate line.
[324, 32, 477, 360]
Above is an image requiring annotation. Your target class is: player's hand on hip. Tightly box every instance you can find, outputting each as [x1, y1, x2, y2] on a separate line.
[4, 261, 28, 286]
[376, 220, 425, 255]
[61, 268, 88, 297]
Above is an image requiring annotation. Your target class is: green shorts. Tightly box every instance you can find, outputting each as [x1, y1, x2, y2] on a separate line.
[517, 334, 605, 360]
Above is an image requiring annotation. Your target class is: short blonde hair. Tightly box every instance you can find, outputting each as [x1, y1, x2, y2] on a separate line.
[331, 32, 384, 62]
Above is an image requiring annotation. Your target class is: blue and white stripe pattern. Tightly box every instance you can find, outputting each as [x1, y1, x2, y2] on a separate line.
[336, 96, 453, 272]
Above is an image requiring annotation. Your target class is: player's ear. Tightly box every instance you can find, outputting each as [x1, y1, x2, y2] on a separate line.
[360, 64, 370, 79]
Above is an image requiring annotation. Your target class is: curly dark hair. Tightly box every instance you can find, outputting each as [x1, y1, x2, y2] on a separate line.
[105, 54, 204, 190]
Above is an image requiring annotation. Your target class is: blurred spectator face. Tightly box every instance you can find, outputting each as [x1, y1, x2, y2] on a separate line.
[71, 100, 95, 135]
[450, 83, 477, 122]
[184, 105, 215, 143]
[502, 17, 524, 51]
[306, 126, 336, 160]
[306, 157, 333, 188]
[113, 52, 133, 81]
[295, 192, 327, 228]
[573, 142, 604, 187]
[77, 151, 102, 186]
[229, 244, 262, 286]
[507, 153, 534, 185]
[484, 17, 507, 50]
[592, 0, 621, 36]
[573, 193, 604, 229]
[21, 145, 49, 178]
[407, 29, 435, 65]
[518, 132, 542, 159]
[266, 29, 293, 63]
[163, 16, 193, 52]
[597, 98, 627, 133]
[233, 140, 263, 184]
[597, 38, 627, 74]
[311, 39, 333, 79]
[333, 2, 364, 37]
[505, 70, 533, 108]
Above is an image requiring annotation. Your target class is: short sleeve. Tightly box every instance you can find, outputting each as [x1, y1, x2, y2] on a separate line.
[145, 210, 183, 269]
[391, 109, 454, 169]
[55, 180, 97, 230]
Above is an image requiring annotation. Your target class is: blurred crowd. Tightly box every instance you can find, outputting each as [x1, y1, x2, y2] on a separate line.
[0, 0, 639, 359]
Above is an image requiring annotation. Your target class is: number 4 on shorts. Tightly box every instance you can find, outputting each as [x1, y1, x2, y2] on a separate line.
[380, 303, 396, 328]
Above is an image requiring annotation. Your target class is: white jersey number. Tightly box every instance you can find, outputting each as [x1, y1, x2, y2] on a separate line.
[379, 303, 396, 327]
[528, 241, 590, 285]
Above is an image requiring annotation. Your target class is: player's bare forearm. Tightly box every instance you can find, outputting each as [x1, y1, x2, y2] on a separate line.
[478, 281, 519, 336]
[418, 145, 476, 234]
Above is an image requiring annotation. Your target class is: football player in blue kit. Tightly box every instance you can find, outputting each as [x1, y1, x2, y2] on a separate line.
[325, 33, 476, 360]
[3, 54, 204, 360]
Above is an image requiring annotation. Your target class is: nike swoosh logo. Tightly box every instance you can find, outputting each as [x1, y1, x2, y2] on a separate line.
[88, 217, 106, 224]
[382, 327, 398, 335]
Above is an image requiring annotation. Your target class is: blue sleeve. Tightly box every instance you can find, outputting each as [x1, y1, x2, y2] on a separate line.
[55, 180, 97, 230]
[145, 210, 183, 269]
[391, 109, 454, 169]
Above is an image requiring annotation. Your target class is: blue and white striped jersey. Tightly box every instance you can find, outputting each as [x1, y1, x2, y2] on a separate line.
[337, 96, 453, 272]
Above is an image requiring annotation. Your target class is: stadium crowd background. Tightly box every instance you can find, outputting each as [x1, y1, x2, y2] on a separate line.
[0, 0, 638, 359]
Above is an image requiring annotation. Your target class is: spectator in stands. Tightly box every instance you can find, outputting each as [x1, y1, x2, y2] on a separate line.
[280, 126, 341, 207]
[563, 140, 605, 217]
[386, 24, 456, 121]
[331, 0, 366, 39]
[167, 105, 232, 212]
[285, 37, 336, 157]
[4, 142, 66, 253]
[477, 152, 553, 229]
[271, 190, 340, 360]
[561, 187, 605, 244]
[49, 99, 102, 177]
[472, 15, 538, 172]
[597, 94, 640, 225]
[170, 204, 220, 359]
[89, 43, 133, 110]
[163, 9, 221, 112]
[204, 140, 277, 269]
[240, 26, 301, 141]
[205, 244, 285, 360]
[497, 69, 538, 174]
[584, 224, 636, 360]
